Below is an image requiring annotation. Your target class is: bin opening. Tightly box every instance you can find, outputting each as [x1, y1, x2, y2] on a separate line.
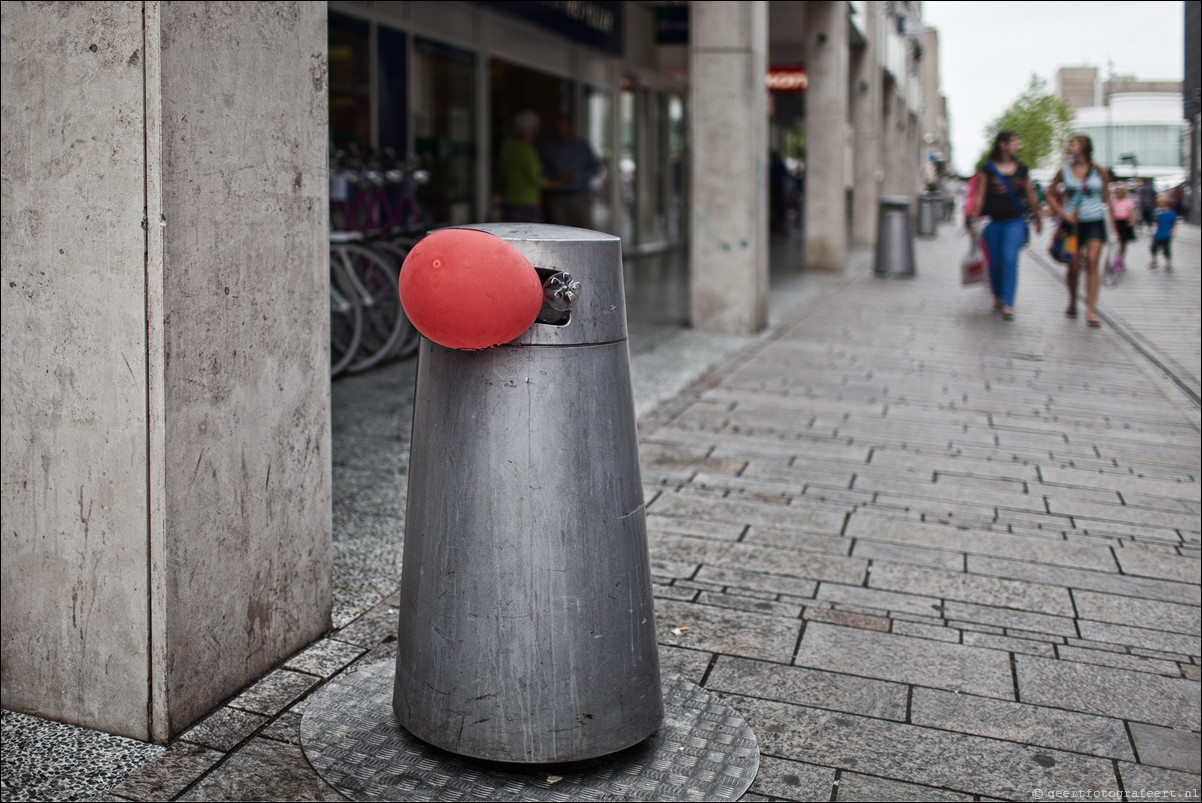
[535, 267, 577, 326]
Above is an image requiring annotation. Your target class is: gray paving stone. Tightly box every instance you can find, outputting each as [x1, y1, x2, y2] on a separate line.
[649, 558, 699, 581]
[794, 622, 1014, 699]
[891, 619, 961, 643]
[910, 687, 1135, 761]
[728, 695, 1118, 801]
[868, 562, 1074, 616]
[647, 513, 747, 541]
[1048, 497, 1201, 532]
[654, 598, 801, 663]
[1038, 465, 1199, 497]
[1129, 723, 1202, 774]
[178, 706, 269, 753]
[834, 772, 975, 802]
[1121, 490, 1202, 516]
[967, 555, 1198, 606]
[176, 737, 345, 802]
[653, 582, 699, 602]
[740, 458, 858, 488]
[258, 709, 303, 746]
[1076, 619, 1202, 657]
[107, 742, 224, 801]
[814, 581, 944, 618]
[648, 489, 849, 534]
[941, 600, 1078, 638]
[867, 449, 1041, 483]
[1115, 762, 1202, 800]
[691, 471, 800, 499]
[329, 602, 398, 650]
[746, 755, 835, 801]
[1030, 483, 1128, 506]
[693, 565, 818, 598]
[707, 656, 908, 720]
[657, 644, 712, 683]
[1073, 590, 1200, 635]
[651, 533, 868, 586]
[1015, 654, 1201, 729]
[227, 669, 321, 717]
[803, 606, 891, 632]
[962, 631, 1057, 657]
[697, 590, 802, 618]
[846, 514, 1118, 571]
[1115, 547, 1202, 584]
[851, 539, 965, 571]
[741, 526, 853, 556]
[283, 638, 368, 678]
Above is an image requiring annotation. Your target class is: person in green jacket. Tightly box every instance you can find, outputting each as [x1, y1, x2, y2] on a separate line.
[498, 110, 551, 222]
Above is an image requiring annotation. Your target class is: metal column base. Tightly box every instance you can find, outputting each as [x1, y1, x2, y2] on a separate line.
[301, 660, 760, 802]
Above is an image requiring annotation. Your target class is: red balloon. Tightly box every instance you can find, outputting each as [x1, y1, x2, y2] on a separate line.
[399, 229, 544, 350]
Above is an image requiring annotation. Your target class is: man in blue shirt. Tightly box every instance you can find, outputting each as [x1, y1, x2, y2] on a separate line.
[542, 116, 601, 230]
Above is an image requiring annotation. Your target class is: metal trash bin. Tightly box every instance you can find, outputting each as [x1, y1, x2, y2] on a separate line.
[875, 196, 917, 278]
[393, 223, 663, 764]
[917, 193, 938, 236]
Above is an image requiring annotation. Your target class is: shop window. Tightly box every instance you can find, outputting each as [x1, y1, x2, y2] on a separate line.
[329, 12, 370, 148]
[415, 38, 477, 225]
[585, 87, 614, 233]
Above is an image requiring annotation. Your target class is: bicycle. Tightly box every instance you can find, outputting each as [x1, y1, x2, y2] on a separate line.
[330, 232, 412, 374]
[330, 254, 363, 378]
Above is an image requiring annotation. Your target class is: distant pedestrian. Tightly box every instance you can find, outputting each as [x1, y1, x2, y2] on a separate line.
[1111, 183, 1136, 264]
[1045, 134, 1115, 327]
[1137, 178, 1157, 233]
[542, 115, 601, 229]
[1148, 194, 1178, 270]
[967, 131, 1042, 320]
[498, 110, 550, 223]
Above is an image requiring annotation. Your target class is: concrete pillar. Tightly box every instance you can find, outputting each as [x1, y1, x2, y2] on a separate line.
[689, 0, 768, 334]
[1, 2, 331, 742]
[850, 7, 882, 250]
[802, 1, 850, 272]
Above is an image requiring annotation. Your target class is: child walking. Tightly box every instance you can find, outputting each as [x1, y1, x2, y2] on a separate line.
[1149, 194, 1178, 270]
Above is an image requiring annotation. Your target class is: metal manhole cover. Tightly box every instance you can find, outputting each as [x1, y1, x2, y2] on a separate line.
[301, 660, 759, 801]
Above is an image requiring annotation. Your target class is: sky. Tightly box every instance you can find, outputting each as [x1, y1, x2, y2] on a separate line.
[921, 1, 1186, 175]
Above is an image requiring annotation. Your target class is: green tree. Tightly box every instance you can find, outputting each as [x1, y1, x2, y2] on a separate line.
[980, 74, 1073, 170]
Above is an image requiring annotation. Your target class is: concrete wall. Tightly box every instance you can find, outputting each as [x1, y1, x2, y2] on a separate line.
[1, 1, 331, 742]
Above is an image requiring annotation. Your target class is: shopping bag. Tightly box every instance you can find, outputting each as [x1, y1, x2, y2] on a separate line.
[961, 234, 986, 285]
[1049, 224, 1077, 265]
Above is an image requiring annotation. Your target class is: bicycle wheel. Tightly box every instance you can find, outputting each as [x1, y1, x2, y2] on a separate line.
[372, 239, 423, 360]
[335, 243, 410, 373]
[330, 256, 364, 378]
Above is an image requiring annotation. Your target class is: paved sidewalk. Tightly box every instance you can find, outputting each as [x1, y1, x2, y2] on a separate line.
[4, 221, 1199, 801]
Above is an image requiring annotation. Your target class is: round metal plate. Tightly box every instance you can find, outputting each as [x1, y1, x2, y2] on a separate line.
[301, 660, 759, 802]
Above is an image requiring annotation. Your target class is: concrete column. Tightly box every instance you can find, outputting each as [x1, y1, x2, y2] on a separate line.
[689, 0, 768, 334]
[2, 2, 330, 742]
[803, 1, 850, 271]
[850, 7, 882, 250]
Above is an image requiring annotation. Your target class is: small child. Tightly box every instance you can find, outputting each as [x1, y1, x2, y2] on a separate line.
[1149, 194, 1178, 270]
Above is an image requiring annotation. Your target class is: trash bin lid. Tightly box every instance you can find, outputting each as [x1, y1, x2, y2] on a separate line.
[448, 223, 629, 347]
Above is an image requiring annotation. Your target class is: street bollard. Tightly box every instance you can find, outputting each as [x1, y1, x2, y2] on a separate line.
[393, 223, 663, 764]
[875, 196, 917, 278]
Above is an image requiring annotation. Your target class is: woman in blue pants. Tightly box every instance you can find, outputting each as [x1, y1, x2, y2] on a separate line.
[967, 132, 1042, 319]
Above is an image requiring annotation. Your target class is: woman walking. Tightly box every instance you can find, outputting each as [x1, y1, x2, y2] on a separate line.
[1045, 135, 1115, 327]
[967, 131, 1042, 319]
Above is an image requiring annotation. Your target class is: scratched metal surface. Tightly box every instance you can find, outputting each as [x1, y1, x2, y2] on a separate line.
[301, 660, 759, 802]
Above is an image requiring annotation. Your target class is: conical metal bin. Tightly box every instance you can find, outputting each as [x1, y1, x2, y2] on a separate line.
[393, 223, 663, 764]
[875, 196, 917, 277]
